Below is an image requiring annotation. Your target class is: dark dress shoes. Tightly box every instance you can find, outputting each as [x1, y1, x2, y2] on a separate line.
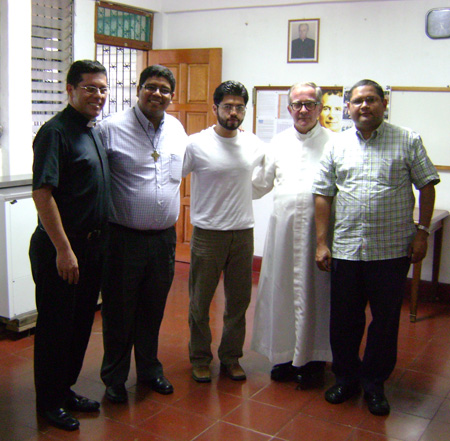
[66, 392, 100, 412]
[325, 383, 361, 404]
[296, 369, 325, 390]
[271, 361, 297, 382]
[148, 376, 174, 395]
[364, 392, 390, 416]
[38, 408, 80, 431]
[105, 384, 128, 403]
[295, 361, 326, 390]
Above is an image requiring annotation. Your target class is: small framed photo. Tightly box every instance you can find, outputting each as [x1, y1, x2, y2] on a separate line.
[288, 19, 319, 63]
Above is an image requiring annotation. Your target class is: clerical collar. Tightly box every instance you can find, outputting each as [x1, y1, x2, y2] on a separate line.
[295, 121, 320, 140]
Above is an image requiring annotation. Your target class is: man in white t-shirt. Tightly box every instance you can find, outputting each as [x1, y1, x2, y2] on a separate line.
[182, 81, 264, 383]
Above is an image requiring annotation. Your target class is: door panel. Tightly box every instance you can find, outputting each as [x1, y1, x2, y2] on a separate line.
[186, 113, 208, 135]
[147, 48, 222, 262]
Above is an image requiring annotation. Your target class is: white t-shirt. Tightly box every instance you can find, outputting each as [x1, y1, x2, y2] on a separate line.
[182, 126, 265, 230]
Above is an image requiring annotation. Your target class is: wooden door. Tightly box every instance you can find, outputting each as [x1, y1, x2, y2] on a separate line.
[147, 48, 222, 262]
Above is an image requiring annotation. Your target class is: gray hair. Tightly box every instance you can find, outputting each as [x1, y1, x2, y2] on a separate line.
[288, 82, 323, 104]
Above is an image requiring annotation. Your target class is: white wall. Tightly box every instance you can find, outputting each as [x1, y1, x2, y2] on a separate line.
[2, 0, 450, 282]
[157, 0, 450, 283]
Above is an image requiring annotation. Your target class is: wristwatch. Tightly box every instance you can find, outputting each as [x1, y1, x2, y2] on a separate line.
[417, 224, 430, 234]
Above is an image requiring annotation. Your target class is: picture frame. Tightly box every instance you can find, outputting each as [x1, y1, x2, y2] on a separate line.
[288, 19, 319, 63]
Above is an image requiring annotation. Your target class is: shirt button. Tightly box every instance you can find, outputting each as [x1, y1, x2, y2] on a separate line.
[158, 184, 162, 189]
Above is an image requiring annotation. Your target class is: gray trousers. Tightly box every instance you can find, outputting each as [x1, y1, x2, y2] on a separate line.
[189, 227, 254, 367]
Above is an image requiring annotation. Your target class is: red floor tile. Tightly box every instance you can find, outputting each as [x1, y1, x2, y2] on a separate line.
[417, 419, 450, 441]
[358, 410, 430, 441]
[194, 421, 271, 441]
[222, 399, 297, 436]
[433, 398, 450, 422]
[1, 263, 450, 441]
[137, 405, 215, 441]
[276, 413, 353, 441]
[172, 386, 243, 419]
[396, 370, 450, 398]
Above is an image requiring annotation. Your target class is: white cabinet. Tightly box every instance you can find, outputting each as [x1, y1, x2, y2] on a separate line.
[0, 186, 37, 324]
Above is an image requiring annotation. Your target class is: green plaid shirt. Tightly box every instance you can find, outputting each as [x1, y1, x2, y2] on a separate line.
[312, 121, 440, 261]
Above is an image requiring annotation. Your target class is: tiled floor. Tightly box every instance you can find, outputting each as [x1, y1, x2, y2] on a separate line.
[1, 262, 450, 440]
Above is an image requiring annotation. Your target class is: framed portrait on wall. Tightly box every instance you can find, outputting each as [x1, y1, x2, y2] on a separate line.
[288, 19, 319, 63]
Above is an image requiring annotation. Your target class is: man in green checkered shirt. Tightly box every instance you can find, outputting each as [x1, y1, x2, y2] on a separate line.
[312, 79, 439, 417]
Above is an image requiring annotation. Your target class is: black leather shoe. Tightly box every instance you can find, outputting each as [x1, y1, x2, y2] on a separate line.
[148, 376, 174, 395]
[66, 392, 100, 412]
[364, 392, 390, 416]
[325, 383, 361, 404]
[105, 384, 128, 403]
[271, 361, 298, 382]
[38, 408, 80, 431]
[296, 369, 325, 390]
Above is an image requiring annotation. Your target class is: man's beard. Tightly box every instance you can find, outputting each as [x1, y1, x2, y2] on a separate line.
[217, 113, 243, 131]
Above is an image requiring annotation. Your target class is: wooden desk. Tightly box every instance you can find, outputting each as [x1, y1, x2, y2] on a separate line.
[410, 208, 449, 322]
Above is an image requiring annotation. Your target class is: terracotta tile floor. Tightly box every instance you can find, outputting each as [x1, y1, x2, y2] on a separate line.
[1, 262, 450, 440]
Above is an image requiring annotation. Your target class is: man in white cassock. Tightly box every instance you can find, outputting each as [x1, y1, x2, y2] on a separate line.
[251, 82, 333, 388]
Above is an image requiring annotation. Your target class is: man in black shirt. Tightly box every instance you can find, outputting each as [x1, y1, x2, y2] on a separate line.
[29, 60, 110, 431]
[291, 23, 315, 59]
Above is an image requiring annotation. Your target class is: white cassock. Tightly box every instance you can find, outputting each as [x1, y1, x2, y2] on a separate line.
[251, 123, 333, 367]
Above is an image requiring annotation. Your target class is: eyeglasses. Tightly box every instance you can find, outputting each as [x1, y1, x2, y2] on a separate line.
[218, 104, 246, 113]
[290, 101, 320, 111]
[79, 86, 109, 95]
[142, 84, 172, 96]
[349, 96, 380, 106]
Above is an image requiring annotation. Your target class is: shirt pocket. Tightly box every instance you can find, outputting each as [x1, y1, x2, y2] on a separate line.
[377, 158, 406, 188]
[169, 153, 183, 183]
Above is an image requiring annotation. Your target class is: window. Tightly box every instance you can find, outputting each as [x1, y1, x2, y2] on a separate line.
[31, 0, 73, 136]
[96, 2, 153, 51]
[95, 2, 152, 118]
[96, 45, 146, 118]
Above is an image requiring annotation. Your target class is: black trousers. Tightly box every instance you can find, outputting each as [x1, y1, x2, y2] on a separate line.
[29, 227, 104, 412]
[101, 223, 176, 386]
[330, 257, 410, 394]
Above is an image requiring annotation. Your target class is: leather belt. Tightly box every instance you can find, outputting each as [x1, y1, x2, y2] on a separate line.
[109, 222, 171, 236]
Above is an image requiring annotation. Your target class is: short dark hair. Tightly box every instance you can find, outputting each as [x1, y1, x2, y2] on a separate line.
[66, 60, 107, 87]
[138, 65, 176, 92]
[348, 79, 384, 101]
[213, 81, 249, 106]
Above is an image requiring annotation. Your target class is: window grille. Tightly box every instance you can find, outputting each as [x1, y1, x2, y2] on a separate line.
[95, 2, 151, 119]
[96, 44, 145, 118]
[31, 0, 73, 136]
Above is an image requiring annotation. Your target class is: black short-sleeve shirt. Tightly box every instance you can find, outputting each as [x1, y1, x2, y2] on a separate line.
[32, 105, 111, 234]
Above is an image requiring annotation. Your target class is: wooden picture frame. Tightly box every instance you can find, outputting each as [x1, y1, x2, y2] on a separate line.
[288, 19, 319, 63]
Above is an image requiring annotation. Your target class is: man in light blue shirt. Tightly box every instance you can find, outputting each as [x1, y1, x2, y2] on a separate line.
[98, 65, 187, 403]
[313, 79, 439, 416]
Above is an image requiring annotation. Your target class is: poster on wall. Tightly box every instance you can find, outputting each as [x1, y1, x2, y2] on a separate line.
[254, 85, 392, 142]
[288, 19, 319, 63]
[319, 87, 347, 132]
[255, 88, 291, 143]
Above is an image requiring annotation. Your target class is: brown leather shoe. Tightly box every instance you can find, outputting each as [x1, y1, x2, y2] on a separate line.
[192, 366, 211, 383]
[220, 362, 246, 381]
